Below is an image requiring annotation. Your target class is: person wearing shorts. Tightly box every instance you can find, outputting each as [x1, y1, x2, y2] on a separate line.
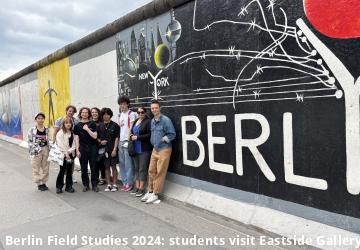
[97, 108, 120, 192]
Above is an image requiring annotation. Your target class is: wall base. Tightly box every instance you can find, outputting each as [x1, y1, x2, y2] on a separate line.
[164, 174, 360, 250]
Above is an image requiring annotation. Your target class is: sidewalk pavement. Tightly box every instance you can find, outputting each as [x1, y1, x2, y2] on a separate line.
[0, 140, 316, 250]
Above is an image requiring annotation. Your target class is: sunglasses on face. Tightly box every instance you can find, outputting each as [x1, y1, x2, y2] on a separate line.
[137, 111, 145, 114]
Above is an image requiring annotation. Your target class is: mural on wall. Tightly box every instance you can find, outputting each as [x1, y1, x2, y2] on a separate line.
[298, 0, 360, 196]
[304, 0, 360, 39]
[116, 0, 360, 218]
[116, 10, 180, 99]
[0, 86, 22, 139]
[37, 57, 71, 128]
[19, 79, 40, 142]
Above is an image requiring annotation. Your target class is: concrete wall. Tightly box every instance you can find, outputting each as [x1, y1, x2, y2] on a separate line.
[1, 0, 359, 248]
[69, 36, 118, 112]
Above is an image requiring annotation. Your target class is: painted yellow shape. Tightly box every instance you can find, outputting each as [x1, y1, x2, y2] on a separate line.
[154, 43, 170, 69]
[37, 57, 70, 128]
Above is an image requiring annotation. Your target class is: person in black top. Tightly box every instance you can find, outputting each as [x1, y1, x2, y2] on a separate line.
[129, 107, 152, 197]
[27, 112, 50, 191]
[91, 107, 102, 126]
[91, 107, 106, 185]
[74, 107, 98, 192]
[97, 108, 120, 192]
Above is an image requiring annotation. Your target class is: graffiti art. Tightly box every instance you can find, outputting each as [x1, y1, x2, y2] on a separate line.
[0, 86, 22, 139]
[116, 0, 360, 219]
[37, 57, 71, 128]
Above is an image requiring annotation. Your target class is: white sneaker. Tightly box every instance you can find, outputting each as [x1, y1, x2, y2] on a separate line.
[145, 193, 159, 204]
[111, 185, 118, 192]
[141, 192, 152, 202]
[104, 185, 111, 192]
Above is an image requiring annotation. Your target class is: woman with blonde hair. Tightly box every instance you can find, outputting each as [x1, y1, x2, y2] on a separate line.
[55, 117, 76, 193]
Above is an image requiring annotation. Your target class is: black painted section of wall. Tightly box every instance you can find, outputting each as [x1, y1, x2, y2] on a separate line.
[118, 0, 360, 219]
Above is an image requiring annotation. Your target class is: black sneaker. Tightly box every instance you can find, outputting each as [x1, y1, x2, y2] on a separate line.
[136, 189, 145, 197]
[82, 186, 90, 192]
[38, 184, 48, 191]
[130, 188, 139, 195]
[65, 188, 75, 193]
[92, 186, 99, 192]
[56, 188, 62, 194]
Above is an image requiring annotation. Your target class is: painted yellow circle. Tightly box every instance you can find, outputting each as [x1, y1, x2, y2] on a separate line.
[154, 44, 170, 69]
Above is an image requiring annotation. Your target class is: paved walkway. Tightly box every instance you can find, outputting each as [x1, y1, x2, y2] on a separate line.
[0, 140, 316, 250]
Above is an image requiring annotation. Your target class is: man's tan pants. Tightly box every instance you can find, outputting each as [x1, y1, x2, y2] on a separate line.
[148, 147, 172, 194]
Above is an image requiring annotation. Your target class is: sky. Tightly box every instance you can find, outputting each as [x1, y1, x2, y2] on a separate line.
[0, 0, 153, 81]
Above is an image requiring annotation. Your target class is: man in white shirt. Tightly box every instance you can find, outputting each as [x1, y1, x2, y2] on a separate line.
[118, 96, 137, 191]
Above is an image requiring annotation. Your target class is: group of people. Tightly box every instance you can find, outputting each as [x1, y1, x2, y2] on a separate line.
[27, 96, 176, 204]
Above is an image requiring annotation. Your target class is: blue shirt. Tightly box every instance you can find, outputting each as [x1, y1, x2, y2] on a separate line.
[150, 114, 176, 151]
[55, 116, 79, 129]
[132, 124, 142, 154]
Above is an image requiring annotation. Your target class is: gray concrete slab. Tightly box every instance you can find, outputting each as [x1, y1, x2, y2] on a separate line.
[0, 140, 317, 250]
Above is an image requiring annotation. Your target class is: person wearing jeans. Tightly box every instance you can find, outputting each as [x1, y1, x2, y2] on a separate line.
[141, 100, 176, 204]
[118, 96, 137, 191]
[129, 107, 152, 197]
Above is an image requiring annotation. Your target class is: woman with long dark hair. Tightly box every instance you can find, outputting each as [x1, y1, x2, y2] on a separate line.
[91, 107, 102, 125]
[129, 107, 152, 197]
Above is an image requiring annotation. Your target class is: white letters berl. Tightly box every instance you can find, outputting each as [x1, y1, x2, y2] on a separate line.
[181, 113, 329, 191]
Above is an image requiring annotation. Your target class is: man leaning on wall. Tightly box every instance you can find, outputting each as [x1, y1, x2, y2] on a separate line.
[141, 100, 176, 204]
